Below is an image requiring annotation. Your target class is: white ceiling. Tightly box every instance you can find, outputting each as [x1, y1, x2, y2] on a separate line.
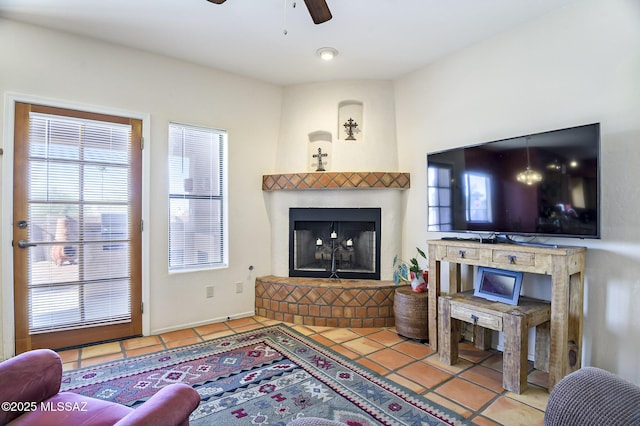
[0, 0, 576, 86]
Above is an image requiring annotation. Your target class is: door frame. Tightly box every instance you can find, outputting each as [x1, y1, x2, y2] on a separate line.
[1, 93, 151, 359]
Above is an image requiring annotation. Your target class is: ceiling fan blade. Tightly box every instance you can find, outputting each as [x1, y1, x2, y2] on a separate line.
[304, 0, 332, 24]
[206, 0, 226, 4]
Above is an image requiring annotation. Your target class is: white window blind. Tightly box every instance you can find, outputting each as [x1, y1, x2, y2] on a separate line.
[168, 123, 227, 271]
[27, 112, 133, 333]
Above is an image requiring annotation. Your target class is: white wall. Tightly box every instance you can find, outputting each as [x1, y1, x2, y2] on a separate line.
[0, 19, 282, 355]
[265, 81, 405, 280]
[275, 80, 399, 172]
[395, 0, 640, 383]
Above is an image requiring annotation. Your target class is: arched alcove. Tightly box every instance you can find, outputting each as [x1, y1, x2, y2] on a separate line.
[308, 130, 332, 171]
[338, 100, 363, 142]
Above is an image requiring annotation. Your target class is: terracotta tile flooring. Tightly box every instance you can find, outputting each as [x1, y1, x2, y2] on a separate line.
[57, 316, 549, 425]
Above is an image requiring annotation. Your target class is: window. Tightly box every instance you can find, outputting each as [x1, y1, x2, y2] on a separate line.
[427, 164, 452, 231]
[464, 172, 493, 223]
[168, 123, 227, 271]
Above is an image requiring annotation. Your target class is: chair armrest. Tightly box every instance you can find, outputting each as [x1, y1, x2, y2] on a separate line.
[544, 367, 640, 425]
[114, 383, 200, 426]
[0, 349, 62, 425]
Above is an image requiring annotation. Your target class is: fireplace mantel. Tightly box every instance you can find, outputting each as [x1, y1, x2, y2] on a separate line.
[262, 171, 410, 191]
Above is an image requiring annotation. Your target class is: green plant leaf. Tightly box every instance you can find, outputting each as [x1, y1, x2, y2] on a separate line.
[409, 258, 420, 273]
[398, 263, 409, 282]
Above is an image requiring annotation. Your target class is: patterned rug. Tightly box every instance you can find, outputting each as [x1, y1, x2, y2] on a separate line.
[61, 324, 466, 425]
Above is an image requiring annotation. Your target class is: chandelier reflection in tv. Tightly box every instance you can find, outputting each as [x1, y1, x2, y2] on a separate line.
[516, 136, 543, 185]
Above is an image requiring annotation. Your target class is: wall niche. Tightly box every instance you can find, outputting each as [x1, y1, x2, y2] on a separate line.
[308, 130, 332, 172]
[338, 100, 363, 142]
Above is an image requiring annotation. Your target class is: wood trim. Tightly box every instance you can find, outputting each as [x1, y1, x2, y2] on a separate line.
[13, 102, 32, 354]
[128, 117, 143, 337]
[30, 322, 140, 351]
[28, 103, 134, 125]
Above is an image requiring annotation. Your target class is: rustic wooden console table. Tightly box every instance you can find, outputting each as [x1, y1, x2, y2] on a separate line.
[426, 239, 586, 389]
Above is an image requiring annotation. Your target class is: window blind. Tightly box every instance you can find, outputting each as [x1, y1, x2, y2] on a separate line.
[27, 112, 133, 333]
[168, 123, 227, 271]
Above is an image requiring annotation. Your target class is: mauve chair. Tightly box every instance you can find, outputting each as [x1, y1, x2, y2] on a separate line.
[0, 349, 200, 426]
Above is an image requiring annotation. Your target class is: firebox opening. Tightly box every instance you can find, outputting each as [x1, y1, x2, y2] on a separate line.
[289, 208, 381, 280]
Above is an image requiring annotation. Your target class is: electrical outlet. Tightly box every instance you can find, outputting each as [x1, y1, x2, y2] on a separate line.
[206, 285, 214, 298]
[235, 282, 243, 294]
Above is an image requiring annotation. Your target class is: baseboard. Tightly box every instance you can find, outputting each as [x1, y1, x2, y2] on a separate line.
[150, 310, 256, 336]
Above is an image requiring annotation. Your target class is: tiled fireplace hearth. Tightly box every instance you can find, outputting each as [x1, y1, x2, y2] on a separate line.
[255, 276, 396, 327]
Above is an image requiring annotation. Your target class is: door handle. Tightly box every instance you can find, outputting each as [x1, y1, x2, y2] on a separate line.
[17, 240, 37, 249]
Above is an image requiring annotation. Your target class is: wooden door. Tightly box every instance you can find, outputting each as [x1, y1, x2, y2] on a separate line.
[13, 102, 142, 352]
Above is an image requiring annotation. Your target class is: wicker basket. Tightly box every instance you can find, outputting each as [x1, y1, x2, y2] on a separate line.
[394, 285, 429, 341]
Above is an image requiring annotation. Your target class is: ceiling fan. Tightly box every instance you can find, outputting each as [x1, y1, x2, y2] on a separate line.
[206, 0, 332, 24]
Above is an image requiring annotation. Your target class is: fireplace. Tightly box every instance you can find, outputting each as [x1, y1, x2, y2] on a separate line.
[289, 208, 381, 280]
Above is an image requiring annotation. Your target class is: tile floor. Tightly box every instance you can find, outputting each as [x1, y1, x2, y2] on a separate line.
[57, 316, 549, 425]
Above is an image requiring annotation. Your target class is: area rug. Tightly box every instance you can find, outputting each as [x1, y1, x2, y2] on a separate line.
[61, 324, 466, 425]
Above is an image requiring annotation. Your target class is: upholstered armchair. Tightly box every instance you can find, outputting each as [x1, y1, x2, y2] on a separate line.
[0, 349, 200, 426]
[544, 366, 640, 425]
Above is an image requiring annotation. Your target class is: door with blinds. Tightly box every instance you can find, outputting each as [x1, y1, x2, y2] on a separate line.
[12, 102, 142, 353]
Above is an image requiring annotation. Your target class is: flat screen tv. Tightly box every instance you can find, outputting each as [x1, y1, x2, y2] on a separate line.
[427, 123, 600, 239]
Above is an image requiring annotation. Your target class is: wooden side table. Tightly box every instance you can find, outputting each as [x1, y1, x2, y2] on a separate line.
[427, 240, 585, 389]
[394, 285, 429, 341]
[439, 291, 551, 394]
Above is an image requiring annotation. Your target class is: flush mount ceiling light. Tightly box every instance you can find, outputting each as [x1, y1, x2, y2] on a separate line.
[317, 47, 338, 61]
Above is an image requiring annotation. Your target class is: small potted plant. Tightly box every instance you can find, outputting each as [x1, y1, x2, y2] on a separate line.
[392, 247, 428, 292]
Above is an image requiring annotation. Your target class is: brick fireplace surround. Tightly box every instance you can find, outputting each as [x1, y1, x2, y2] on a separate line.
[259, 171, 410, 328]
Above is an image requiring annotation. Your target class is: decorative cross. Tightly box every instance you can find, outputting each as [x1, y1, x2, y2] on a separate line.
[313, 147, 328, 171]
[343, 118, 358, 141]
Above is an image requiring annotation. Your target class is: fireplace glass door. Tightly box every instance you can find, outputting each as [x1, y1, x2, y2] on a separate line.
[289, 208, 381, 280]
